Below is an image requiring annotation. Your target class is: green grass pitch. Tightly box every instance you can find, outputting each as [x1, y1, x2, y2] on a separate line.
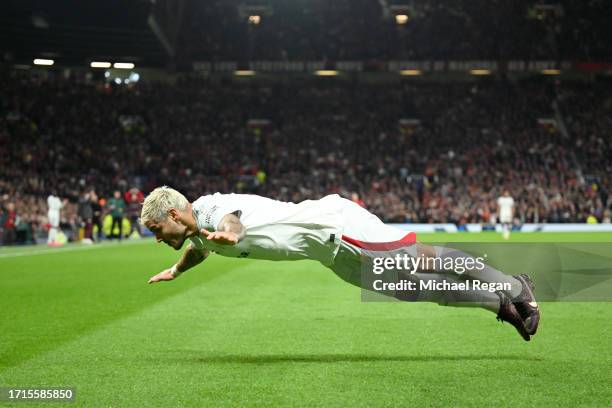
[1, 232, 611, 407]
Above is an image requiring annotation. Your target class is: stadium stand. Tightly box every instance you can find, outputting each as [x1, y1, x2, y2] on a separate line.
[1, 0, 611, 245]
[1, 73, 610, 244]
[180, 0, 612, 62]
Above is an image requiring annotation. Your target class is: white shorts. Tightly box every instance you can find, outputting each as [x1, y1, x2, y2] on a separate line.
[329, 200, 416, 287]
[48, 212, 60, 228]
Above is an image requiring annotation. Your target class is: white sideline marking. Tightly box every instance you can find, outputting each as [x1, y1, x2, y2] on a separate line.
[0, 239, 153, 259]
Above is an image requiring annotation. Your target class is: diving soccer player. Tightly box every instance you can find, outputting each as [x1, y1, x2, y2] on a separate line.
[141, 186, 540, 341]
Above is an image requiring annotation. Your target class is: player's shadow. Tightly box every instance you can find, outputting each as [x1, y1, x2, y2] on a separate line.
[163, 353, 542, 365]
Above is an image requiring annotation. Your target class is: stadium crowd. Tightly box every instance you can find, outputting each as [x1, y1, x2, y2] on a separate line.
[180, 0, 612, 62]
[1, 73, 610, 245]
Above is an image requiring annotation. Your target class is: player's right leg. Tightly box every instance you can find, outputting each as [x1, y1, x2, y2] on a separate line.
[329, 199, 536, 340]
[328, 241, 533, 340]
[335, 200, 524, 298]
[47, 213, 58, 245]
[47, 227, 55, 244]
[412, 242, 539, 338]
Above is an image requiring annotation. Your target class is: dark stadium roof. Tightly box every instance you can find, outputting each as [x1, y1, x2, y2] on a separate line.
[2, 0, 611, 69]
[0, 0, 167, 67]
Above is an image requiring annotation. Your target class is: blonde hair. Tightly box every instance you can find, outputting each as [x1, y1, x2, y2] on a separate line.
[140, 186, 189, 225]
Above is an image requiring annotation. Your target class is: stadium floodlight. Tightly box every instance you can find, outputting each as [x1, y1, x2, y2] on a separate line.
[314, 70, 338, 76]
[114, 62, 135, 69]
[541, 69, 561, 75]
[235, 70, 256, 76]
[248, 15, 261, 25]
[90, 61, 111, 68]
[400, 69, 421, 76]
[470, 69, 491, 76]
[395, 14, 409, 24]
[129, 72, 140, 82]
[33, 58, 54, 66]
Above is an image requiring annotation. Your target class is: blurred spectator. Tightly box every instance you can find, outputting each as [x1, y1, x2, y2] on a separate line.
[0, 73, 610, 248]
[3, 202, 17, 245]
[78, 191, 94, 242]
[90, 191, 104, 242]
[179, 0, 612, 62]
[124, 187, 144, 237]
[47, 192, 65, 246]
[15, 212, 33, 245]
[351, 192, 366, 208]
[107, 190, 126, 240]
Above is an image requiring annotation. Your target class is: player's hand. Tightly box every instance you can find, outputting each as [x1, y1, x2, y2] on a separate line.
[200, 229, 238, 245]
[148, 269, 175, 284]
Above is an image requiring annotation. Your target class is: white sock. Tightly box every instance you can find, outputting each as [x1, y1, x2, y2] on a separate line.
[48, 227, 57, 244]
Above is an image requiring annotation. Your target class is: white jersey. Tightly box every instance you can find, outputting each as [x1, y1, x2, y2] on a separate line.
[47, 195, 63, 214]
[497, 196, 514, 223]
[189, 193, 345, 266]
[47, 195, 63, 227]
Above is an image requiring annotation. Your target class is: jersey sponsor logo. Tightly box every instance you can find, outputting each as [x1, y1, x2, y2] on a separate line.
[205, 205, 219, 226]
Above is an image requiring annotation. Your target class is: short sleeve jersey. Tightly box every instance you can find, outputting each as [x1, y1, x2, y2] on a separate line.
[47, 195, 63, 214]
[497, 196, 515, 220]
[189, 193, 345, 266]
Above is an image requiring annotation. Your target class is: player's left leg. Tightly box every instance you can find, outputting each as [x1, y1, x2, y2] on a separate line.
[332, 200, 506, 311]
[336, 199, 523, 298]
[329, 243, 497, 310]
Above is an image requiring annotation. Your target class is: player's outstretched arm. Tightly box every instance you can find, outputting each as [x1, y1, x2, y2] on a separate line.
[148, 244, 209, 284]
[201, 212, 245, 245]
